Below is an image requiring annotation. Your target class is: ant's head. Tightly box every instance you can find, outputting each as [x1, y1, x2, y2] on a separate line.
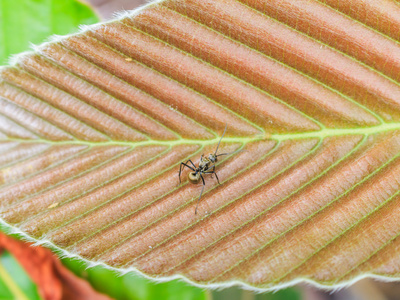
[208, 153, 218, 163]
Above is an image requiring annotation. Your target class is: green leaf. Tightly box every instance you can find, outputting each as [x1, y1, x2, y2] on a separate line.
[2, 0, 400, 293]
[0, 250, 41, 300]
[63, 257, 208, 300]
[0, 0, 100, 65]
[212, 286, 301, 300]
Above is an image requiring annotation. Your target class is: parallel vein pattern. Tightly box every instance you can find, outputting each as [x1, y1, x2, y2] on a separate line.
[1, 0, 400, 290]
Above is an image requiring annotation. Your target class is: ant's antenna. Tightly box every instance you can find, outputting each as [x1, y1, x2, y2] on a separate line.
[214, 124, 227, 156]
[216, 148, 243, 157]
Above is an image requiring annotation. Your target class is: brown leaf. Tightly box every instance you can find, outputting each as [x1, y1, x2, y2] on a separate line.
[1, 0, 400, 291]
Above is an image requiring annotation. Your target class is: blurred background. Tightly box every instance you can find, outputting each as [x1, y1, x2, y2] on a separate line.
[87, 0, 147, 19]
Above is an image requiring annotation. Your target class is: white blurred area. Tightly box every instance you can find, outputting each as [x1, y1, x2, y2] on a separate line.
[85, 0, 147, 19]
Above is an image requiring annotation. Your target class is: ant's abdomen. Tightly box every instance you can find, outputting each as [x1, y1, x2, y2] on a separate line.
[188, 172, 201, 184]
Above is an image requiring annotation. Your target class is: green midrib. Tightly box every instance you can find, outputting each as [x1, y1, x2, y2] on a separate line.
[2, 122, 400, 147]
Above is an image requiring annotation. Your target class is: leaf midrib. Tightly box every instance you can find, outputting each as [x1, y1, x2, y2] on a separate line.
[3, 123, 400, 147]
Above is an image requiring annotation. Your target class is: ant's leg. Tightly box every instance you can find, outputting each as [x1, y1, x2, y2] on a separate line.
[213, 170, 220, 184]
[195, 174, 206, 215]
[204, 166, 220, 184]
[205, 164, 215, 179]
[179, 162, 195, 184]
[187, 159, 197, 169]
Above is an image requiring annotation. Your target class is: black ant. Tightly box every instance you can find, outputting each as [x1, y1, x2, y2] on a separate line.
[179, 124, 238, 214]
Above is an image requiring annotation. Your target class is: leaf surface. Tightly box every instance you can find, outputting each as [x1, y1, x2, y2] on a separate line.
[1, 0, 400, 291]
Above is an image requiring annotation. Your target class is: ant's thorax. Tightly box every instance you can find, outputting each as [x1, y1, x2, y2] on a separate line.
[198, 154, 217, 171]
